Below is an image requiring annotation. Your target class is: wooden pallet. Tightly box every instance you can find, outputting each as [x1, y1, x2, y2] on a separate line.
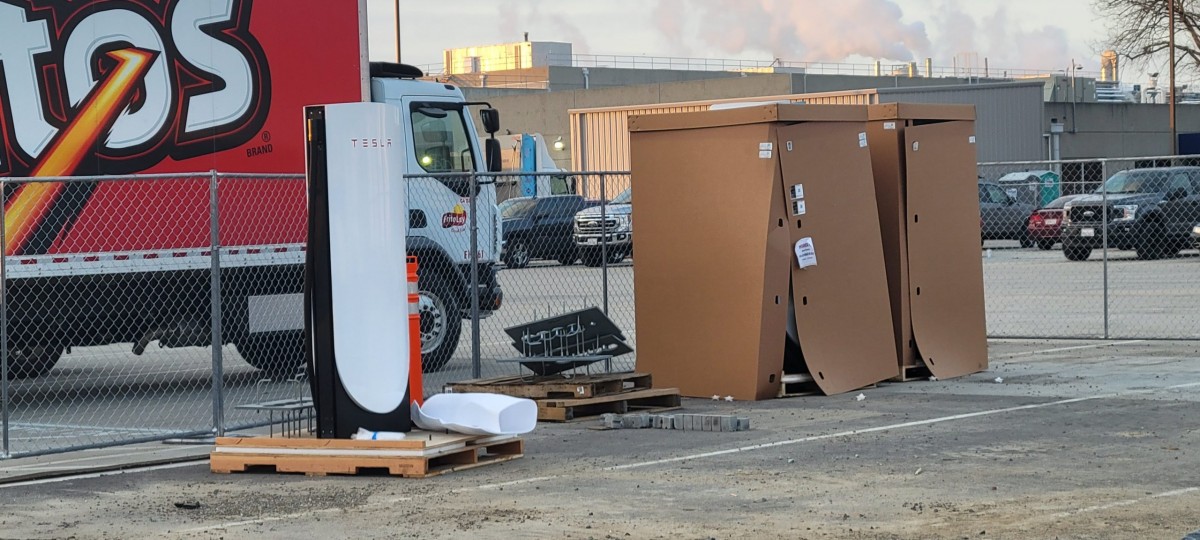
[537, 387, 682, 422]
[210, 431, 523, 478]
[777, 373, 820, 398]
[892, 363, 932, 382]
[447, 372, 653, 399]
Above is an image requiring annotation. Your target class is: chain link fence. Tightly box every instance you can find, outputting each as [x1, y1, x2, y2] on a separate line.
[978, 155, 1200, 339]
[6, 158, 1200, 458]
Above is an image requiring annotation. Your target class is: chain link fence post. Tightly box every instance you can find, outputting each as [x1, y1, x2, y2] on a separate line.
[600, 173, 609, 315]
[1, 178, 8, 459]
[1100, 159, 1110, 339]
[469, 172, 481, 379]
[209, 170, 225, 437]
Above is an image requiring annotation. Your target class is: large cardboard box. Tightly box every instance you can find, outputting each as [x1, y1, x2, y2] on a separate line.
[866, 104, 988, 380]
[629, 105, 898, 400]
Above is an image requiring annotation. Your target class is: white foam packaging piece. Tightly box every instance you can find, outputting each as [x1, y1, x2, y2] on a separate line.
[412, 393, 538, 436]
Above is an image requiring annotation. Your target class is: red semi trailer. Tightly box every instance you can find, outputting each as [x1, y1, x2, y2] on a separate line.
[0, 0, 503, 378]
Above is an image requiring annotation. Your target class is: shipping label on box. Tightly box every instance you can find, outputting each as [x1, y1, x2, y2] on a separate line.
[794, 237, 817, 269]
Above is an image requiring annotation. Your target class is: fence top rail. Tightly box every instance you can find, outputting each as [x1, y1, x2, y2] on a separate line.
[979, 154, 1199, 167]
[215, 172, 305, 180]
[404, 171, 630, 180]
[3, 171, 304, 183]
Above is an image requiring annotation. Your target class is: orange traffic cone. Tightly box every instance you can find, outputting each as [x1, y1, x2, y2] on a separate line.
[407, 256, 424, 406]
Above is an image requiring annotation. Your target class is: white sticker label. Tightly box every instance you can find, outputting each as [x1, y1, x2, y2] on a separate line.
[759, 142, 774, 151]
[792, 199, 807, 216]
[883, 122, 897, 130]
[795, 237, 817, 269]
[858, 132, 868, 148]
[969, 136, 977, 144]
[759, 150, 773, 159]
[912, 142, 919, 151]
[786, 141, 794, 152]
[791, 184, 804, 199]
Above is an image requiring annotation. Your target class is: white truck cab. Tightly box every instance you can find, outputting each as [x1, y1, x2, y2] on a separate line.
[365, 63, 504, 370]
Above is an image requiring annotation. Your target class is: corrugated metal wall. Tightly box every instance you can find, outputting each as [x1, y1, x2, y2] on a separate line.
[878, 82, 1045, 162]
[570, 104, 708, 172]
[569, 82, 1043, 171]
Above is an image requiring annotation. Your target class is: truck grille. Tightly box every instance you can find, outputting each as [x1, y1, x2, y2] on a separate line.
[576, 217, 619, 234]
[1068, 205, 1112, 224]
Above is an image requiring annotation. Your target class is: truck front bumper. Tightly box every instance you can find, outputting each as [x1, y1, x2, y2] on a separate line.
[1060, 222, 1136, 250]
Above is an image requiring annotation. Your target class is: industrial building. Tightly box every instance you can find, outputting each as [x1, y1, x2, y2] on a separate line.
[441, 40, 1200, 176]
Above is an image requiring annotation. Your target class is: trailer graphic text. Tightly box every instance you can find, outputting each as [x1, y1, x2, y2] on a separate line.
[0, 0, 270, 177]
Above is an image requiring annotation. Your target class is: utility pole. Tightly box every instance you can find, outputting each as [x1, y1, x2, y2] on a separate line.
[1169, 0, 1178, 155]
[395, 0, 402, 62]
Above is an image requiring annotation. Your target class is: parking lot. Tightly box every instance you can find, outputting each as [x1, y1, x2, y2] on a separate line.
[6, 242, 1200, 457]
[2, 338, 1199, 539]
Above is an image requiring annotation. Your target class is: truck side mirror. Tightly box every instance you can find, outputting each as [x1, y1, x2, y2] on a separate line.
[485, 138, 501, 172]
[480, 108, 500, 135]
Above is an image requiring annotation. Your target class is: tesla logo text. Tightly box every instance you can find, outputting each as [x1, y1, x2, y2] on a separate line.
[0, 0, 271, 177]
[351, 138, 393, 148]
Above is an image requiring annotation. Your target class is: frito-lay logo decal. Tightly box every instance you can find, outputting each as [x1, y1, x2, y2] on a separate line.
[0, 0, 271, 254]
[442, 204, 467, 231]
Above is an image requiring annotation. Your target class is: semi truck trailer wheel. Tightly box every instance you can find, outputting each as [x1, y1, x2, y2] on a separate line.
[6, 344, 63, 380]
[235, 331, 304, 378]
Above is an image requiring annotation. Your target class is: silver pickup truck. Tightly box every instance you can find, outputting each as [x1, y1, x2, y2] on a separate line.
[572, 187, 632, 266]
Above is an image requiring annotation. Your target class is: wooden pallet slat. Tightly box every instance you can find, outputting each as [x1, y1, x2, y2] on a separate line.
[210, 433, 523, 478]
[447, 372, 653, 399]
[537, 387, 682, 422]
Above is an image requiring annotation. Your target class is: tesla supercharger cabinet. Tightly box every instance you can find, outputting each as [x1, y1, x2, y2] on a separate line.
[304, 102, 411, 438]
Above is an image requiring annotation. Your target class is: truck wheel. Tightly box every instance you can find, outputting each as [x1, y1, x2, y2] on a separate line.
[418, 270, 462, 372]
[606, 249, 626, 264]
[1135, 219, 1174, 260]
[236, 332, 305, 378]
[580, 249, 604, 267]
[6, 345, 63, 380]
[1063, 246, 1092, 261]
[504, 241, 531, 269]
[556, 248, 579, 266]
[1037, 239, 1055, 250]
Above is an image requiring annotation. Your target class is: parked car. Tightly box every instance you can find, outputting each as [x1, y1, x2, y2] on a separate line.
[1060, 167, 1200, 261]
[501, 195, 598, 268]
[573, 187, 632, 267]
[1194, 223, 1200, 250]
[979, 181, 1038, 246]
[1026, 195, 1084, 250]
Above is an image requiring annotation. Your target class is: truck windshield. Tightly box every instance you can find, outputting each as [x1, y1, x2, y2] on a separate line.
[411, 104, 476, 173]
[501, 199, 537, 219]
[1098, 171, 1167, 194]
[611, 188, 632, 204]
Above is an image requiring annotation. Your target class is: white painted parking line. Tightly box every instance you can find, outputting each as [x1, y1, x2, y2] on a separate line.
[994, 340, 1145, 359]
[1046, 487, 1200, 520]
[605, 380, 1200, 471]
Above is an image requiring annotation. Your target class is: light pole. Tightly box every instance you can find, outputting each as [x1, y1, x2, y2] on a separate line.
[394, 0, 402, 62]
[1169, 0, 1178, 155]
[1069, 59, 1081, 133]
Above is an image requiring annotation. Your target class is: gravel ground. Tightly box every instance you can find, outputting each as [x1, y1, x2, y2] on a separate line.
[2, 339, 1200, 539]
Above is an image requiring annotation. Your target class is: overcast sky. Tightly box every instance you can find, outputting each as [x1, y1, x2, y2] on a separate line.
[365, 0, 1177, 85]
